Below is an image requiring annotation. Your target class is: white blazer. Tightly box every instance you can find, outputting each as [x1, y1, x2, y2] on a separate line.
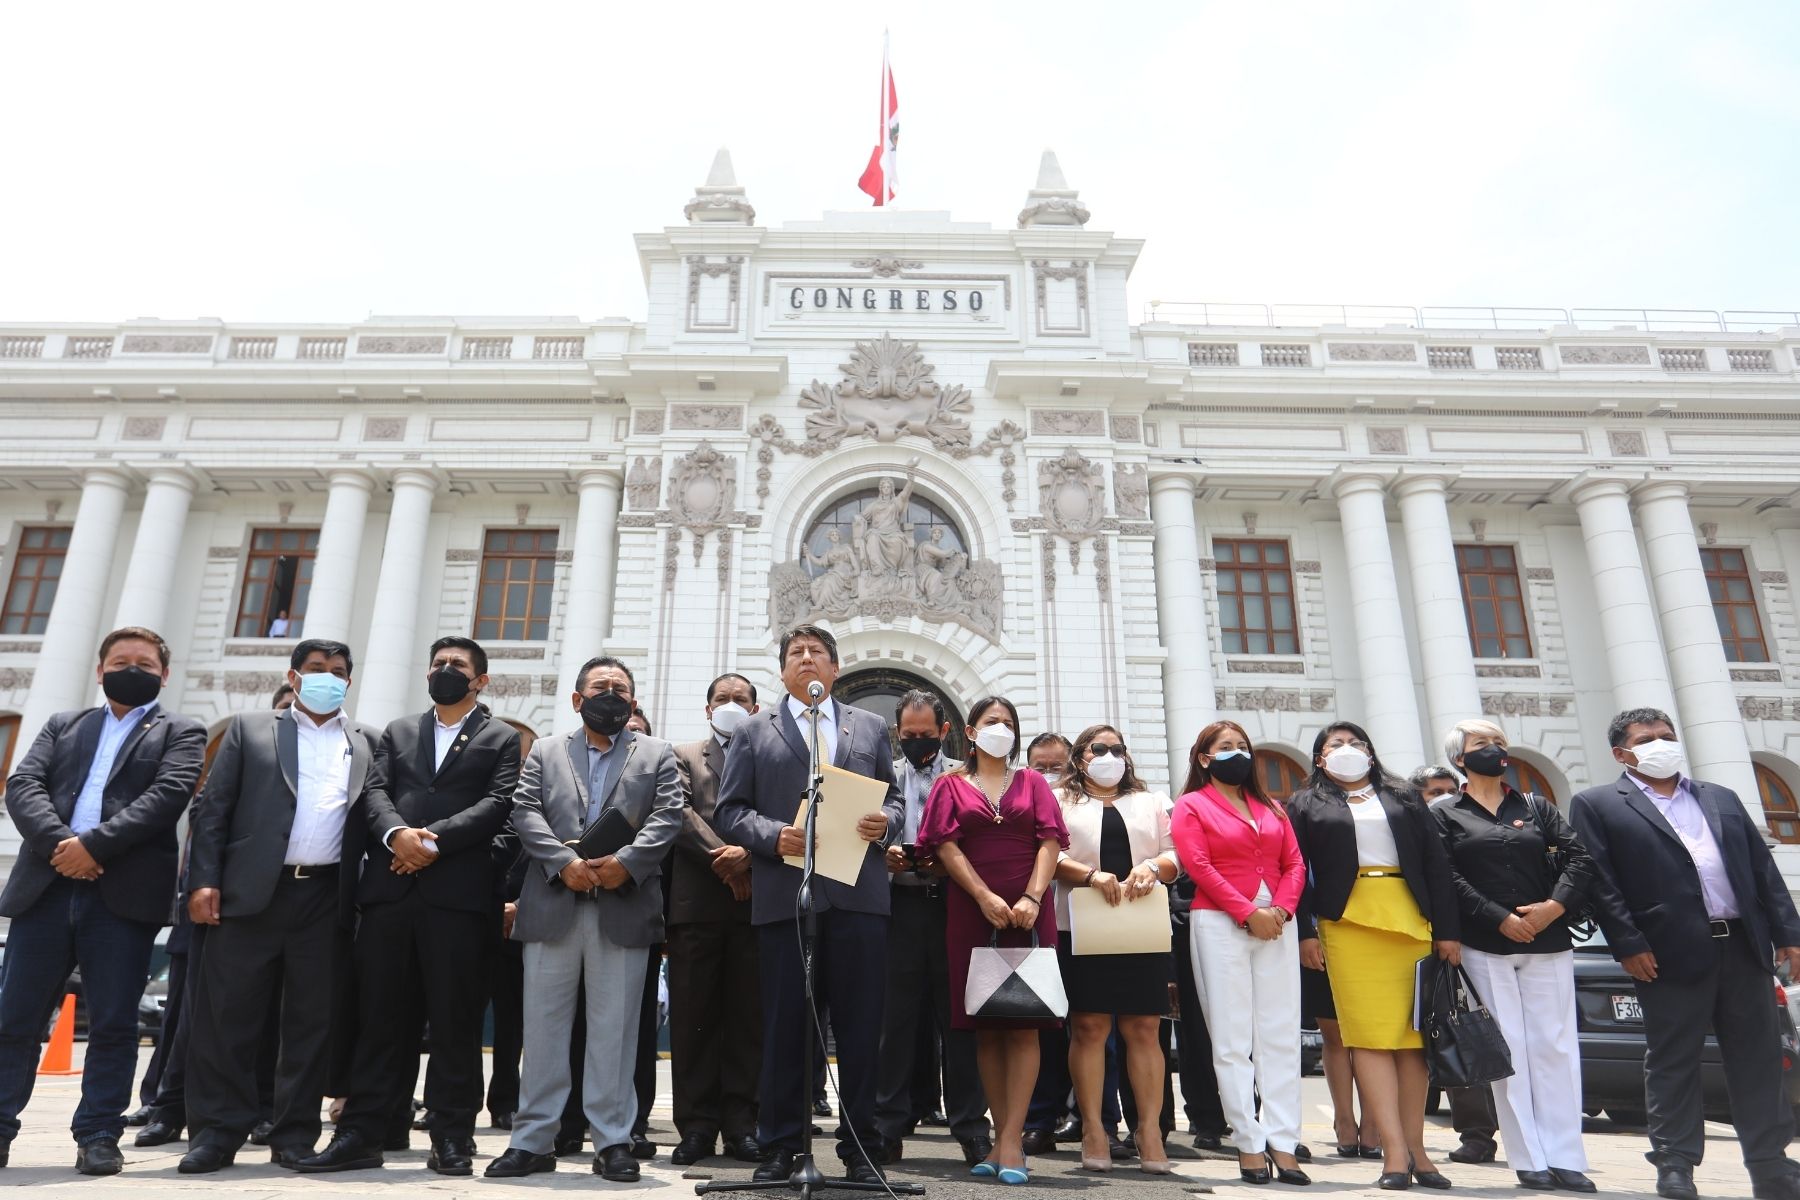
[1054, 788, 1178, 928]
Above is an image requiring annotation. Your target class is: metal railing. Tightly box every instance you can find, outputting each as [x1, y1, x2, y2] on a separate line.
[1144, 301, 1800, 334]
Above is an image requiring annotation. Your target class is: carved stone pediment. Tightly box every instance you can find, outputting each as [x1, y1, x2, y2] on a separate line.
[799, 333, 973, 448]
[666, 441, 736, 530]
[1039, 448, 1106, 538]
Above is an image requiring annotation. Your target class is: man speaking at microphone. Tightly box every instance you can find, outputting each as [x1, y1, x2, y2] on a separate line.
[715, 624, 904, 1185]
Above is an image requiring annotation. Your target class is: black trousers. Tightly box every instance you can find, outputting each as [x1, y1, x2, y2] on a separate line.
[486, 939, 524, 1119]
[668, 919, 761, 1141]
[186, 874, 346, 1153]
[145, 932, 280, 1128]
[874, 889, 987, 1143]
[757, 910, 887, 1160]
[631, 944, 663, 1138]
[1638, 925, 1795, 1182]
[1171, 911, 1227, 1138]
[137, 949, 186, 1109]
[340, 893, 489, 1142]
[1448, 1086, 1498, 1141]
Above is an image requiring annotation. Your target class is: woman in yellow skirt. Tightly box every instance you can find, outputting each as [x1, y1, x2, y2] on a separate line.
[1289, 722, 1462, 1192]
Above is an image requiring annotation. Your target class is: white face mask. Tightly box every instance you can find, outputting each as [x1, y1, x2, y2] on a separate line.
[709, 701, 749, 739]
[1323, 745, 1372, 784]
[974, 724, 1016, 760]
[1086, 754, 1127, 788]
[1628, 738, 1685, 781]
[1038, 770, 1063, 788]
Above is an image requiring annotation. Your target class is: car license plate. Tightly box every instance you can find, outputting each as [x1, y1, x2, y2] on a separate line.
[1611, 993, 1642, 1021]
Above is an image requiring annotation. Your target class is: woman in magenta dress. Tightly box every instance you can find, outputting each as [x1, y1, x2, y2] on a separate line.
[916, 695, 1067, 1185]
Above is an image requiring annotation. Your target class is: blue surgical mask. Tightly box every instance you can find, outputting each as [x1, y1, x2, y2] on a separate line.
[296, 672, 348, 714]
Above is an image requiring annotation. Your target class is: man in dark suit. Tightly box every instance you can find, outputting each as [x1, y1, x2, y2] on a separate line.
[0, 627, 205, 1175]
[1571, 706, 1800, 1200]
[667, 672, 763, 1166]
[179, 638, 378, 1174]
[297, 636, 520, 1175]
[714, 623, 904, 1185]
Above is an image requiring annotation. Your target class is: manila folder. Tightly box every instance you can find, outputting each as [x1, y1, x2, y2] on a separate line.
[780, 763, 890, 886]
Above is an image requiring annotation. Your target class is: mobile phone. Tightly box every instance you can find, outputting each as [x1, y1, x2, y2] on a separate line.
[900, 842, 919, 863]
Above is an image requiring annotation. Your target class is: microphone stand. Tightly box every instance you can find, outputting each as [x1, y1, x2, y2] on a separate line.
[697, 688, 923, 1199]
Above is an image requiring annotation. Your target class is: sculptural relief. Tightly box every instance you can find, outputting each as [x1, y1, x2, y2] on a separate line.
[1039, 448, 1105, 538]
[625, 456, 661, 511]
[798, 333, 973, 447]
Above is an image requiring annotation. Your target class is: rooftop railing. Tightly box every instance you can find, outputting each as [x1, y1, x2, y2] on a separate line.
[1144, 302, 1800, 333]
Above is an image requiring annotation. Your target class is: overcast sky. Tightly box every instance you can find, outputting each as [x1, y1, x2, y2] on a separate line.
[4, 1, 1796, 326]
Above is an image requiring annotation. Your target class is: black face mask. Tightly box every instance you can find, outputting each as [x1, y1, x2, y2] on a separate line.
[102, 666, 162, 708]
[899, 736, 942, 769]
[1207, 751, 1255, 787]
[428, 667, 472, 705]
[580, 690, 633, 737]
[1462, 744, 1510, 778]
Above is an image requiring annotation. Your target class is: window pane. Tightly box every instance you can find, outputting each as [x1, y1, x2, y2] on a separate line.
[1466, 575, 1490, 596]
[1501, 605, 1526, 635]
[1241, 573, 1263, 594]
[505, 586, 527, 617]
[1245, 603, 1267, 630]
[1725, 579, 1751, 601]
[1219, 597, 1241, 630]
[41, 556, 63, 580]
[531, 584, 552, 618]
[527, 617, 549, 640]
[1265, 543, 1287, 564]
[1473, 606, 1498, 634]
[1271, 596, 1294, 628]
[1221, 631, 1245, 654]
[1247, 632, 1269, 653]
[1274, 631, 1298, 654]
[1269, 573, 1290, 594]
[1496, 575, 1519, 596]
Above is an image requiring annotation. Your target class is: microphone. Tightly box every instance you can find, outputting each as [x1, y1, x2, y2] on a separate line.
[806, 681, 825, 703]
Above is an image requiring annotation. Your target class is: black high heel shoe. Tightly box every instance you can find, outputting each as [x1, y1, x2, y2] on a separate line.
[1239, 1154, 1272, 1185]
[1267, 1151, 1311, 1186]
[1408, 1155, 1453, 1190]
[1377, 1169, 1414, 1190]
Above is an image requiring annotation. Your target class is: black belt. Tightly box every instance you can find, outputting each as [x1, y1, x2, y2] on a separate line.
[1710, 918, 1743, 939]
[894, 878, 945, 900]
[285, 864, 338, 880]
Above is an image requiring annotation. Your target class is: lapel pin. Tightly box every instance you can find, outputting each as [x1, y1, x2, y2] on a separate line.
[1512, 819, 1525, 827]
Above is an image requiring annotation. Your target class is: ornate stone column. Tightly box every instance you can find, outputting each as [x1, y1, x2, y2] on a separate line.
[113, 467, 198, 636]
[17, 467, 133, 748]
[302, 470, 375, 643]
[1331, 471, 1427, 771]
[1634, 481, 1762, 813]
[1569, 475, 1677, 715]
[351, 469, 439, 727]
[1148, 475, 1217, 766]
[555, 470, 624, 734]
[1395, 474, 1482, 755]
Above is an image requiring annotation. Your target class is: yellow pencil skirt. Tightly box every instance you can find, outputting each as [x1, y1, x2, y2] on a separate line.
[1317, 871, 1432, 1051]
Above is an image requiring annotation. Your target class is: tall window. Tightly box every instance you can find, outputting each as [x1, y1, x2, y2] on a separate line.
[233, 528, 320, 638]
[1506, 758, 1556, 803]
[1, 526, 71, 634]
[1214, 539, 1300, 654]
[1700, 548, 1769, 663]
[474, 529, 558, 641]
[1255, 749, 1308, 801]
[1758, 765, 1799, 844]
[1456, 544, 1533, 659]
[0, 713, 19, 789]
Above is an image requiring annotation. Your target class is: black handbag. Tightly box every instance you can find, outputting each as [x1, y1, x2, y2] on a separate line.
[1525, 793, 1595, 941]
[1422, 960, 1515, 1089]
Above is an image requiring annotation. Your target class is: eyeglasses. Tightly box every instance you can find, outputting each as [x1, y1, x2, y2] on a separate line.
[1324, 738, 1371, 753]
[1087, 744, 1128, 758]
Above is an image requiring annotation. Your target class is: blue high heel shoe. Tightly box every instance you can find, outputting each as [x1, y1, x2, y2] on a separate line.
[970, 1161, 998, 1178]
[998, 1159, 1029, 1185]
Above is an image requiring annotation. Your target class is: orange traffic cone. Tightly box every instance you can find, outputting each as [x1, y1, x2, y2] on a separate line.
[38, 994, 80, 1076]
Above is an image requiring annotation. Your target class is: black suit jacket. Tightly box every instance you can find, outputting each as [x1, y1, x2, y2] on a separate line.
[1571, 772, 1800, 984]
[187, 707, 377, 926]
[669, 736, 752, 927]
[1289, 780, 1461, 941]
[1, 704, 206, 924]
[357, 707, 520, 914]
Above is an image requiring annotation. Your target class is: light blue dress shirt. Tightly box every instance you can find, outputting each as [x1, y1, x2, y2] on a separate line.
[584, 729, 634, 825]
[71, 702, 157, 833]
[1630, 773, 1741, 920]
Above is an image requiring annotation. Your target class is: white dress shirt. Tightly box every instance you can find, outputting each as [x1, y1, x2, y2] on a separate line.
[285, 708, 354, 866]
[433, 708, 473, 770]
[1350, 795, 1401, 867]
[71, 701, 157, 833]
[785, 694, 838, 763]
[1633, 774, 1740, 920]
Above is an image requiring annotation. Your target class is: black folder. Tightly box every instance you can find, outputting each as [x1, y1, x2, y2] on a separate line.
[564, 806, 637, 861]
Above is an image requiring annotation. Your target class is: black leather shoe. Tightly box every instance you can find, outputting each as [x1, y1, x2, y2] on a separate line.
[428, 1137, 475, 1176]
[294, 1130, 384, 1173]
[178, 1144, 237, 1174]
[846, 1158, 885, 1185]
[271, 1145, 308, 1169]
[1449, 1138, 1497, 1164]
[672, 1133, 715, 1165]
[555, 1133, 586, 1156]
[383, 1132, 410, 1152]
[754, 1150, 796, 1182]
[1109, 1132, 1134, 1160]
[1550, 1169, 1597, 1193]
[961, 1136, 993, 1167]
[75, 1138, 124, 1177]
[1378, 1172, 1415, 1190]
[485, 1147, 556, 1178]
[597, 1144, 640, 1181]
[918, 1110, 947, 1127]
[724, 1134, 762, 1163]
[1022, 1129, 1055, 1156]
[813, 1099, 833, 1118]
[1518, 1170, 1557, 1189]
[1055, 1115, 1082, 1142]
[1752, 1173, 1800, 1200]
[1295, 1143, 1313, 1164]
[1, 1141, 10, 1168]
[135, 1119, 183, 1147]
[1657, 1164, 1699, 1200]
[490, 1112, 514, 1131]
[248, 1119, 275, 1146]
[127, 1105, 152, 1127]
[878, 1137, 903, 1165]
[629, 1132, 656, 1160]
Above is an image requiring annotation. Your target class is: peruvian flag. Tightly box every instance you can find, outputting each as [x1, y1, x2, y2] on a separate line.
[857, 33, 898, 205]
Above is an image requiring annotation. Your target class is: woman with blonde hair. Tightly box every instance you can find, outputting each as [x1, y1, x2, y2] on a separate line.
[1050, 724, 1179, 1175]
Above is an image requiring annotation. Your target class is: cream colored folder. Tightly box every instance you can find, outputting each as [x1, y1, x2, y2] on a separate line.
[1068, 882, 1174, 955]
[781, 763, 890, 886]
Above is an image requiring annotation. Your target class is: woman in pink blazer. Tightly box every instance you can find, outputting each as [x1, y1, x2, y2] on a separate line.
[1171, 720, 1308, 1187]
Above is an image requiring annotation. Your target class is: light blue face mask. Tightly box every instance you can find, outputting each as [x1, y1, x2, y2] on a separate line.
[295, 672, 348, 714]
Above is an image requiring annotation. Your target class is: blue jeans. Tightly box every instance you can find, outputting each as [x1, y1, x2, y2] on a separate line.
[0, 878, 159, 1145]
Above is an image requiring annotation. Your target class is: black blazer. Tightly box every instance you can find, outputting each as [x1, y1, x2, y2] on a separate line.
[1570, 772, 1800, 984]
[1289, 780, 1461, 941]
[187, 707, 377, 926]
[669, 736, 751, 927]
[1, 705, 205, 924]
[357, 707, 520, 914]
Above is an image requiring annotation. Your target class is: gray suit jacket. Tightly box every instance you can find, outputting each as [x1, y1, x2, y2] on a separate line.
[187, 707, 377, 925]
[509, 728, 684, 948]
[669, 736, 751, 927]
[713, 699, 903, 926]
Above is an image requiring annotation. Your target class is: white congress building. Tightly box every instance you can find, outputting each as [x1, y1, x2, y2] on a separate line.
[2, 150, 1799, 886]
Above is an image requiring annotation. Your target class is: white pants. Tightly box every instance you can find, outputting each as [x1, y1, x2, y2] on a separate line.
[1188, 910, 1303, 1154]
[1458, 947, 1587, 1172]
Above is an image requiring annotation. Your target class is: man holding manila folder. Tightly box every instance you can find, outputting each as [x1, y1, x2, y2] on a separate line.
[714, 623, 904, 1186]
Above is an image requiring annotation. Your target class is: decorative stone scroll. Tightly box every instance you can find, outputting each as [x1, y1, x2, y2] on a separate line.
[121, 334, 213, 354]
[633, 409, 666, 436]
[122, 416, 166, 440]
[1039, 449, 1105, 538]
[1560, 345, 1652, 366]
[1479, 693, 1571, 717]
[1607, 429, 1647, 457]
[1327, 342, 1417, 362]
[1214, 688, 1335, 712]
[850, 257, 924, 276]
[670, 404, 743, 431]
[797, 333, 974, 446]
[666, 441, 736, 563]
[357, 336, 446, 355]
[1031, 409, 1105, 437]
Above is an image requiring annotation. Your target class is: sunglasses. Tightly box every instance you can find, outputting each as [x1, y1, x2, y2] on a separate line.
[1087, 744, 1128, 758]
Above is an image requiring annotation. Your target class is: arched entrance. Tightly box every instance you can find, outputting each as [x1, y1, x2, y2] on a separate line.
[833, 667, 966, 760]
